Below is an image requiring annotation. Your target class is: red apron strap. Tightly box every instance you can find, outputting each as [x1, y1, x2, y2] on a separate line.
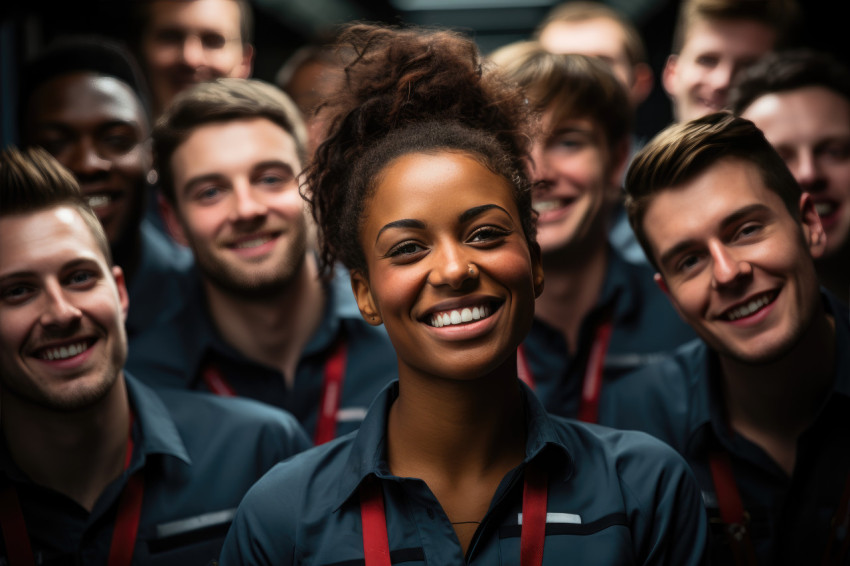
[359, 460, 549, 566]
[314, 339, 348, 445]
[576, 318, 613, 423]
[517, 344, 535, 389]
[0, 485, 36, 566]
[708, 450, 758, 566]
[0, 416, 144, 566]
[360, 477, 392, 566]
[520, 460, 548, 566]
[203, 338, 349, 445]
[202, 364, 237, 397]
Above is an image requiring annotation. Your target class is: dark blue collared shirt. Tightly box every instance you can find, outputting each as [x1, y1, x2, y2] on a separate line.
[599, 291, 850, 565]
[126, 266, 398, 439]
[522, 246, 696, 418]
[0, 374, 311, 565]
[124, 220, 193, 338]
[220, 382, 709, 565]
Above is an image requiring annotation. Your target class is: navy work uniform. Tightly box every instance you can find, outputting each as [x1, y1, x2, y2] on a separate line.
[520, 246, 695, 421]
[219, 382, 709, 565]
[124, 219, 192, 339]
[0, 374, 310, 565]
[598, 292, 850, 565]
[126, 267, 398, 443]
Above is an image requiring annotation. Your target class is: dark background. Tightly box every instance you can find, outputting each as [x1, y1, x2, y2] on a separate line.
[1, 0, 846, 149]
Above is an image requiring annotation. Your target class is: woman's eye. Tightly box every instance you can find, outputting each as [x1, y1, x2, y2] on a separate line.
[469, 226, 510, 243]
[387, 242, 425, 258]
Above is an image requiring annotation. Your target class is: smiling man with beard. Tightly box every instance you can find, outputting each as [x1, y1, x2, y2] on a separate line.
[598, 112, 850, 565]
[19, 36, 193, 339]
[126, 78, 397, 443]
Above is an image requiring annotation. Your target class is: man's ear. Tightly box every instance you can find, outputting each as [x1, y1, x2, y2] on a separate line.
[653, 272, 670, 296]
[236, 44, 254, 79]
[799, 192, 827, 259]
[350, 270, 382, 326]
[112, 265, 130, 322]
[160, 194, 189, 247]
[661, 54, 678, 99]
[630, 61, 654, 106]
[530, 242, 545, 298]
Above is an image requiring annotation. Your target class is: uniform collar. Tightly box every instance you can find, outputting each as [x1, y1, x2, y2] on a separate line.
[125, 221, 192, 337]
[0, 374, 192, 482]
[686, 289, 850, 453]
[125, 372, 192, 469]
[182, 260, 358, 383]
[334, 381, 574, 510]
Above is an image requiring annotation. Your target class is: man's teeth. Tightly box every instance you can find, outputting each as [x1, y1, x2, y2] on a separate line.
[430, 304, 491, 328]
[533, 200, 563, 213]
[86, 194, 112, 209]
[233, 236, 273, 249]
[725, 294, 773, 321]
[39, 342, 90, 361]
[815, 202, 835, 217]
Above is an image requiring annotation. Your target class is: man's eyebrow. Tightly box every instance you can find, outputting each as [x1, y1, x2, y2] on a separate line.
[0, 258, 101, 284]
[375, 219, 427, 243]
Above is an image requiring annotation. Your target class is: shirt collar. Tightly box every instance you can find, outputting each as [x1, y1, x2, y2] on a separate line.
[125, 372, 192, 468]
[334, 380, 574, 509]
[686, 289, 850, 451]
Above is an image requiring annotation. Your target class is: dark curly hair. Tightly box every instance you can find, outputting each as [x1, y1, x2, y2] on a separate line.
[302, 23, 535, 277]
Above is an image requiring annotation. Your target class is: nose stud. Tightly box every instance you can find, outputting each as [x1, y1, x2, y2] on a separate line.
[468, 264, 478, 277]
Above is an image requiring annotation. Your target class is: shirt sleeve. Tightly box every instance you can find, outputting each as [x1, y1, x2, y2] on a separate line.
[615, 430, 710, 565]
[218, 464, 301, 566]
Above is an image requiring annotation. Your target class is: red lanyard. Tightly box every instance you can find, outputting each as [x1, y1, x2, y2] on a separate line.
[201, 338, 348, 445]
[0, 418, 144, 566]
[517, 318, 613, 424]
[709, 449, 850, 566]
[360, 460, 548, 566]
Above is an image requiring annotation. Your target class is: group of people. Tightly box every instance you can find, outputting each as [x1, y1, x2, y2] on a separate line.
[1, 0, 848, 564]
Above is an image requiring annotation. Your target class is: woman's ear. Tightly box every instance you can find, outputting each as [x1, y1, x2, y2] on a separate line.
[350, 270, 383, 326]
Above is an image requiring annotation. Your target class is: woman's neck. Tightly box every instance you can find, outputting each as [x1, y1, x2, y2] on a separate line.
[387, 358, 528, 553]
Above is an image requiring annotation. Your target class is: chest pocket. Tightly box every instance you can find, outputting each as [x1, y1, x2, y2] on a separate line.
[497, 513, 635, 566]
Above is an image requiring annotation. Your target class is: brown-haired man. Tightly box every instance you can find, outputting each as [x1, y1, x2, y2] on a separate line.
[598, 112, 850, 565]
[127, 78, 397, 443]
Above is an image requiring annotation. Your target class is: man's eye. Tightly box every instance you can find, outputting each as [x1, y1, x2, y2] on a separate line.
[154, 30, 184, 45]
[201, 34, 227, 49]
[67, 271, 97, 287]
[1, 285, 34, 303]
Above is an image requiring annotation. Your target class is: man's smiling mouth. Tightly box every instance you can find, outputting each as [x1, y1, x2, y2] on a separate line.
[720, 291, 777, 321]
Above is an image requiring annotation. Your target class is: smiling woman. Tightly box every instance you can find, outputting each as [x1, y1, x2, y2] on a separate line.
[218, 22, 710, 566]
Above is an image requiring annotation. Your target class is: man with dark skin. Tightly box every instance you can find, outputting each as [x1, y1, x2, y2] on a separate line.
[20, 36, 192, 338]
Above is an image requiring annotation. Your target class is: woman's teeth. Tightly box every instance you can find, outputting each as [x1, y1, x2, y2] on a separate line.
[430, 304, 491, 328]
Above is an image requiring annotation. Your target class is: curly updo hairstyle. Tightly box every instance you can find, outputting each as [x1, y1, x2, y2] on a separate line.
[303, 23, 535, 277]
